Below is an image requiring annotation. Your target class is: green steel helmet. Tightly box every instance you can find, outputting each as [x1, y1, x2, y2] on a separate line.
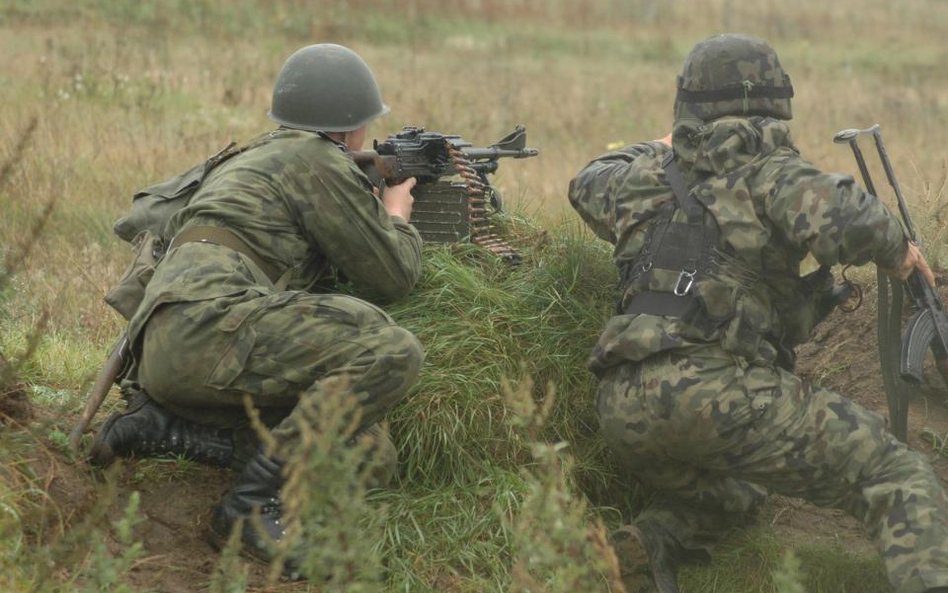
[268, 44, 390, 132]
[674, 33, 794, 122]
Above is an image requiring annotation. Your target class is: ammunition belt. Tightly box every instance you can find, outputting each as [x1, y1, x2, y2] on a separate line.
[408, 145, 522, 265]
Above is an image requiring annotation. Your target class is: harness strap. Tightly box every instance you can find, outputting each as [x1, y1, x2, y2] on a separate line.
[170, 225, 282, 284]
[617, 150, 721, 321]
[623, 290, 700, 318]
[661, 150, 704, 223]
[622, 290, 726, 335]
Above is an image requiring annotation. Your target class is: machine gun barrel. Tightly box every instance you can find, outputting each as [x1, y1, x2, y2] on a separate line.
[462, 146, 540, 161]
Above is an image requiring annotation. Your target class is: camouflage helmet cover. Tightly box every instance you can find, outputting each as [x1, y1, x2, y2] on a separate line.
[674, 33, 794, 122]
[268, 43, 390, 132]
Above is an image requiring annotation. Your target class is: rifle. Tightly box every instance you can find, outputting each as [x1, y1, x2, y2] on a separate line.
[834, 124, 948, 441]
[351, 125, 539, 264]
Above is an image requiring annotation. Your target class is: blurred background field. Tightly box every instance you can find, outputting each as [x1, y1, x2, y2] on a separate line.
[1, 1, 947, 592]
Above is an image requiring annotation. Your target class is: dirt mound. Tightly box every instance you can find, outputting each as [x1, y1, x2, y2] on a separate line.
[18, 415, 280, 592]
[108, 464, 239, 592]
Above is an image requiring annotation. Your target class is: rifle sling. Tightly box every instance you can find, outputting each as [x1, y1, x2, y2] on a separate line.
[171, 225, 282, 285]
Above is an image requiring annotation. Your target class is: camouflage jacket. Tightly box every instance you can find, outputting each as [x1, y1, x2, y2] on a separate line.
[127, 128, 423, 344]
[569, 116, 907, 373]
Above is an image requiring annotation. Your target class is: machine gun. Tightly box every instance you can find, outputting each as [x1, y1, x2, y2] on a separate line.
[834, 124, 948, 442]
[351, 125, 539, 264]
[352, 125, 538, 184]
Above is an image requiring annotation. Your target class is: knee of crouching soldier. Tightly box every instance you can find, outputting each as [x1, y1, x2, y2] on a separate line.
[378, 326, 424, 389]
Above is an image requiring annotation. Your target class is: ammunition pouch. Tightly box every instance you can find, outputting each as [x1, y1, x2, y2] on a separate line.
[105, 142, 247, 320]
[104, 225, 285, 322]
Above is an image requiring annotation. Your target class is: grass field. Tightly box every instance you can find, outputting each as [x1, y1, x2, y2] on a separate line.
[2, 1, 947, 592]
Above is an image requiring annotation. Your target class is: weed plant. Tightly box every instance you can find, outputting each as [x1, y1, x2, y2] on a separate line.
[273, 384, 388, 590]
[504, 375, 625, 593]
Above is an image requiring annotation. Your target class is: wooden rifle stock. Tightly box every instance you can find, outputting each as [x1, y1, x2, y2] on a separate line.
[68, 335, 129, 454]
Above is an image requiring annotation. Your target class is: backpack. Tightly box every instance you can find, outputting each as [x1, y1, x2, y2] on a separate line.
[105, 142, 243, 320]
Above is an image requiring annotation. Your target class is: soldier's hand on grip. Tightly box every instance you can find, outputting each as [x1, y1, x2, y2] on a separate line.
[382, 176, 416, 222]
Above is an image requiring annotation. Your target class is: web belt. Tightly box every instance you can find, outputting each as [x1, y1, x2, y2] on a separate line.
[170, 225, 281, 284]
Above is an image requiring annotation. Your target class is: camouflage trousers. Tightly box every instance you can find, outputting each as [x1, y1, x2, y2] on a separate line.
[136, 291, 423, 458]
[597, 347, 948, 593]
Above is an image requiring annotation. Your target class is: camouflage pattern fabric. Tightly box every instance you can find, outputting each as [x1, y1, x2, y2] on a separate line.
[138, 291, 422, 446]
[125, 128, 424, 455]
[598, 351, 948, 592]
[569, 116, 948, 592]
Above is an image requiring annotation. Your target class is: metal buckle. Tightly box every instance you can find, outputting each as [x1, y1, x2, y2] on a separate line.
[673, 269, 696, 296]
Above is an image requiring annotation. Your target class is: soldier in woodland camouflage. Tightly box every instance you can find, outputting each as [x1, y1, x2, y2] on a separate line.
[90, 44, 423, 576]
[569, 33, 948, 593]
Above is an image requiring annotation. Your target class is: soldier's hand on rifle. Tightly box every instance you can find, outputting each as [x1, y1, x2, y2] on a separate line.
[655, 132, 673, 147]
[890, 241, 936, 288]
[382, 176, 417, 222]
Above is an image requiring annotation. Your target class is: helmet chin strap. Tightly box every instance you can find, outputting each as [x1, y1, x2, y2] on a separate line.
[324, 131, 347, 145]
[323, 128, 367, 151]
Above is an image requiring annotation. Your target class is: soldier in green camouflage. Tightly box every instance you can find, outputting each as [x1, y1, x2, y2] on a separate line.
[569, 33, 948, 593]
[89, 44, 423, 576]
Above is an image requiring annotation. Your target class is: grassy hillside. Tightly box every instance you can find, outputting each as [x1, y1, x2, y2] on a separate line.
[1, 1, 947, 592]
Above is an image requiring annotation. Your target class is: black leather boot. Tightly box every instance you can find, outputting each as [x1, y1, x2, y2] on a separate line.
[610, 519, 682, 593]
[208, 450, 301, 580]
[88, 391, 233, 468]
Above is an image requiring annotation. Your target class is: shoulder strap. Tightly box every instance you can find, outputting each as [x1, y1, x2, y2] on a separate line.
[661, 150, 705, 223]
